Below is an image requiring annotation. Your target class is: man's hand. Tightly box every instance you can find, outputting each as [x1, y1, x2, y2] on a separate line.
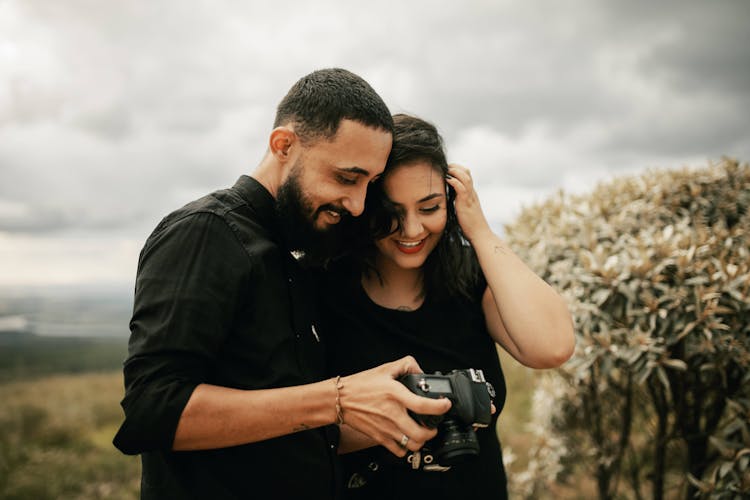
[338, 356, 452, 457]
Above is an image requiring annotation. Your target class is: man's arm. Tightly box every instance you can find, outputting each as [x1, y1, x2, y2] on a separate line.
[114, 212, 243, 454]
[113, 213, 449, 457]
[173, 356, 451, 457]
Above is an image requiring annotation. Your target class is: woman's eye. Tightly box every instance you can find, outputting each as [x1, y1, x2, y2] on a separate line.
[420, 205, 441, 213]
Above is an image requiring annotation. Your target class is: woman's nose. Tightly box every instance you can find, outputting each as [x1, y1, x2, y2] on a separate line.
[400, 212, 423, 238]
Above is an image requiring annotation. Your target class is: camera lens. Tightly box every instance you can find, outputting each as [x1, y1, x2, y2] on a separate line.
[431, 418, 480, 465]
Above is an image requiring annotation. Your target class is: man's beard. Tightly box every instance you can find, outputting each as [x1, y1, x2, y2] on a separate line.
[275, 165, 355, 267]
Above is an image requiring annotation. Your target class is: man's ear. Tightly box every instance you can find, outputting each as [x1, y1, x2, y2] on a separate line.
[268, 127, 297, 162]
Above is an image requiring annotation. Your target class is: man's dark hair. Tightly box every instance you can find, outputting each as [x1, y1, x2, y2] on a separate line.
[363, 114, 484, 302]
[274, 68, 393, 144]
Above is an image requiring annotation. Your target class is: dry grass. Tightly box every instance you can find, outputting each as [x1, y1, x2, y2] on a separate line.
[0, 371, 140, 500]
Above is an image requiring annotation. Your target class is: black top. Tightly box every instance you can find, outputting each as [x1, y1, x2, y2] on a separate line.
[318, 261, 508, 499]
[113, 176, 340, 499]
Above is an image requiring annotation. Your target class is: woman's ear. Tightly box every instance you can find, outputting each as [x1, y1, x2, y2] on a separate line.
[268, 127, 297, 162]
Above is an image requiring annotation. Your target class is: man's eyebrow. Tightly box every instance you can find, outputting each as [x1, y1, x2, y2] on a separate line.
[336, 166, 370, 176]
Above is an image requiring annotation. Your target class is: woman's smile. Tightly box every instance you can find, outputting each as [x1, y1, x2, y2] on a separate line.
[395, 238, 427, 254]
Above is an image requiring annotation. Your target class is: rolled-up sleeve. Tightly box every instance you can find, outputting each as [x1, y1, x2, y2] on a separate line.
[113, 212, 249, 454]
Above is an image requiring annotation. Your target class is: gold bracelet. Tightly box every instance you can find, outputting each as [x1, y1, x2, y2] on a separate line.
[334, 375, 345, 425]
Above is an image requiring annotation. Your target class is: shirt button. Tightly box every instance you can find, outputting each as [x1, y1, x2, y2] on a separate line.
[288, 277, 293, 283]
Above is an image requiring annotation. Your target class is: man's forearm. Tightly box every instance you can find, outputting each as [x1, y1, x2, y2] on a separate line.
[172, 357, 452, 456]
[172, 381, 337, 450]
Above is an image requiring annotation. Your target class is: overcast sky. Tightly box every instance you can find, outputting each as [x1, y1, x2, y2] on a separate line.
[1, 0, 748, 288]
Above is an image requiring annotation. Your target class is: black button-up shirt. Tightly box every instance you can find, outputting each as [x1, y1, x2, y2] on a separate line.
[113, 176, 340, 499]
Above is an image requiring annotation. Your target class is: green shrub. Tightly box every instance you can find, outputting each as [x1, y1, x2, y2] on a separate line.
[505, 159, 750, 499]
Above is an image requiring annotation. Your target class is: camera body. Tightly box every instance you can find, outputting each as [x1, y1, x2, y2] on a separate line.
[399, 368, 495, 466]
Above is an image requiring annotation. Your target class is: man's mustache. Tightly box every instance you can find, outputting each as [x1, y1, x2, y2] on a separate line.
[316, 204, 352, 219]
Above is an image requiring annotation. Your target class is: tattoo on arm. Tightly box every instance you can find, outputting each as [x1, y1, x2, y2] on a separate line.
[494, 245, 510, 255]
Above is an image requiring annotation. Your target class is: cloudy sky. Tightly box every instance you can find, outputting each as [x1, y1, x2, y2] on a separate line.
[1, 0, 748, 288]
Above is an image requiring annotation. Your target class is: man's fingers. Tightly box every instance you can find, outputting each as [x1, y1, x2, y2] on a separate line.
[401, 423, 437, 448]
[392, 432, 431, 454]
[400, 389, 452, 416]
[383, 439, 408, 457]
[387, 355, 423, 377]
[385, 429, 432, 456]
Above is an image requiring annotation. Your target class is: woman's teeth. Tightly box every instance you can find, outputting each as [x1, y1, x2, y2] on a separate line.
[397, 240, 423, 247]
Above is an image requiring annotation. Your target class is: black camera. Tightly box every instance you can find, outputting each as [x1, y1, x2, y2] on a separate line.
[399, 368, 495, 467]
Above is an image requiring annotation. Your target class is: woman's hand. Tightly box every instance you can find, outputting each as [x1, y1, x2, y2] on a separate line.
[445, 164, 493, 243]
[446, 163, 575, 369]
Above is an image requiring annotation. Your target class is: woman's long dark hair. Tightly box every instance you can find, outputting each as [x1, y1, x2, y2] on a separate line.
[360, 114, 484, 302]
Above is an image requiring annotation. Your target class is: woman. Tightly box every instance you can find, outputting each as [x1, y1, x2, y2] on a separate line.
[318, 114, 575, 498]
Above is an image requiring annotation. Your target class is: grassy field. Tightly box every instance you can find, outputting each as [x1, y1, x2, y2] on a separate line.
[0, 335, 139, 499]
[0, 371, 141, 499]
[0, 337, 552, 499]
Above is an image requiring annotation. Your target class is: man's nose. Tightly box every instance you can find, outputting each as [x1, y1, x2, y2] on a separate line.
[342, 185, 367, 217]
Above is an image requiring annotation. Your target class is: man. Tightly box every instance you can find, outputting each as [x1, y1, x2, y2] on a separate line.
[113, 68, 450, 499]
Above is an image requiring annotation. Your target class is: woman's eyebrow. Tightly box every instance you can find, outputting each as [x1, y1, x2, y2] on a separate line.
[389, 192, 444, 206]
[417, 193, 444, 203]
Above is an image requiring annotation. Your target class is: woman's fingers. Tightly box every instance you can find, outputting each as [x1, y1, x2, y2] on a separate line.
[447, 164, 474, 187]
[447, 165, 478, 203]
[445, 163, 492, 241]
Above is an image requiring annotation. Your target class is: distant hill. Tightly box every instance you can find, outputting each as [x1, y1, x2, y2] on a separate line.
[0, 329, 128, 382]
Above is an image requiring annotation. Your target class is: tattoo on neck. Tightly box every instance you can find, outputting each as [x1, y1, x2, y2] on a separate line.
[293, 423, 310, 433]
[396, 305, 414, 312]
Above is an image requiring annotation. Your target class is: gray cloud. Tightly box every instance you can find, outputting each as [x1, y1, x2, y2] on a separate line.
[1, 0, 749, 285]
[0, 201, 151, 234]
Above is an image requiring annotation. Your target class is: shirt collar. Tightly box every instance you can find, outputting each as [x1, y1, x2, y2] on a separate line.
[232, 175, 320, 264]
[232, 175, 280, 237]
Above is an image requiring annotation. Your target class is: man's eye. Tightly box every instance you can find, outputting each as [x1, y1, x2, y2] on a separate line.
[336, 175, 357, 185]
